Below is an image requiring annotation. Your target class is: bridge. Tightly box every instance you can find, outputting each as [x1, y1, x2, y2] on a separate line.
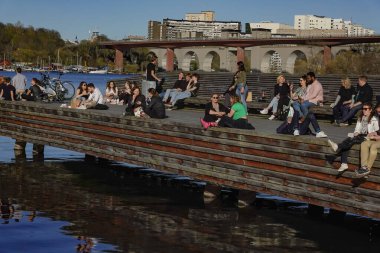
[100, 36, 380, 72]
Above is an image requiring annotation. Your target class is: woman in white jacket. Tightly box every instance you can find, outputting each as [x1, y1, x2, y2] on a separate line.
[328, 102, 379, 172]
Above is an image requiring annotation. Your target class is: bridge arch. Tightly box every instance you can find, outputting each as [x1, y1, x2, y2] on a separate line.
[261, 50, 282, 73]
[182, 51, 199, 71]
[202, 51, 220, 72]
[285, 50, 307, 74]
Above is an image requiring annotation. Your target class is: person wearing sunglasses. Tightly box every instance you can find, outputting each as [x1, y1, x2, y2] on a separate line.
[202, 94, 254, 130]
[200, 93, 229, 129]
[327, 102, 379, 172]
[356, 102, 380, 178]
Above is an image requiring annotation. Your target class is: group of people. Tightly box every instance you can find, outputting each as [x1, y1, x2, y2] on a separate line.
[200, 61, 253, 130]
[0, 68, 47, 102]
[1, 63, 379, 178]
[257, 71, 377, 177]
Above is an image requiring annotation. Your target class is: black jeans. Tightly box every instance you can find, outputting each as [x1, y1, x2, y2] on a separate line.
[336, 135, 366, 163]
[276, 110, 320, 135]
[219, 116, 255, 130]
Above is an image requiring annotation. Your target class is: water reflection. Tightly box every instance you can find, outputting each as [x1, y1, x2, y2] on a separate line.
[0, 145, 379, 252]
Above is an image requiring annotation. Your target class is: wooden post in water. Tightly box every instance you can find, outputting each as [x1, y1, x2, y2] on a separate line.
[203, 183, 222, 204]
[85, 154, 97, 163]
[32, 144, 44, 155]
[307, 204, 325, 218]
[14, 140, 26, 151]
[328, 208, 346, 222]
[238, 190, 256, 208]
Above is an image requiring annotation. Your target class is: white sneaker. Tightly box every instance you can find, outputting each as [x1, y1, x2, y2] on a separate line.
[260, 108, 269, 115]
[293, 129, 300, 136]
[77, 105, 86, 110]
[316, 131, 327, 138]
[268, 115, 276, 120]
[338, 163, 348, 172]
[328, 139, 338, 152]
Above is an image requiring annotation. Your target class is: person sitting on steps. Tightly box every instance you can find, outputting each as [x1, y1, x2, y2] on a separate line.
[167, 73, 200, 110]
[327, 102, 378, 173]
[276, 107, 328, 138]
[260, 74, 289, 120]
[356, 102, 380, 178]
[202, 95, 254, 130]
[200, 93, 229, 129]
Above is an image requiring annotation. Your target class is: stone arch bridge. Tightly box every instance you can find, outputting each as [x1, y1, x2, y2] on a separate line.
[100, 36, 380, 73]
[150, 45, 348, 73]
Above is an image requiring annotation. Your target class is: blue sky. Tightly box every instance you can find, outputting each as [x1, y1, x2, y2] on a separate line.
[0, 0, 379, 40]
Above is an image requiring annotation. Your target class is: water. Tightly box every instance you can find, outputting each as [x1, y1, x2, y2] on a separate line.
[0, 137, 379, 252]
[0, 71, 131, 91]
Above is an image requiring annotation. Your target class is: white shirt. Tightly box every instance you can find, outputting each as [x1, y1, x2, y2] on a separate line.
[11, 73, 27, 90]
[87, 88, 104, 104]
[354, 116, 379, 134]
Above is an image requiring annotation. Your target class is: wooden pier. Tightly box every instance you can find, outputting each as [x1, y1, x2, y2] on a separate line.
[0, 100, 379, 219]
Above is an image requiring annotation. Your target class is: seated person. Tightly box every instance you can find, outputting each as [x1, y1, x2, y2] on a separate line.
[1, 77, 16, 101]
[21, 78, 42, 101]
[81, 83, 104, 109]
[200, 93, 229, 129]
[119, 81, 133, 104]
[0, 76, 6, 99]
[299, 71, 323, 119]
[327, 102, 378, 172]
[290, 75, 308, 116]
[104, 81, 118, 103]
[276, 107, 327, 138]
[331, 78, 355, 124]
[357, 102, 380, 177]
[162, 72, 188, 102]
[337, 75, 373, 126]
[124, 86, 146, 116]
[167, 73, 200, 109]
[260, 75, 289, 120]
[204, 95, 254, 130]
[71, 81, 88, 108]
[145, 88, 166, 119]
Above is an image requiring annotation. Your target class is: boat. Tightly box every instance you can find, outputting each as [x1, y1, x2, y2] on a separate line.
[88, 67, 108, 74]
[3, 68, 15, 72]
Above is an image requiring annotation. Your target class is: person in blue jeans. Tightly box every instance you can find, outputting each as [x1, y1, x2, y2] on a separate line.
[276, 108, 327, 138]
[337, 75, 373, 126]
[299, 72, 324, 119]
[233, 61, 248, 115]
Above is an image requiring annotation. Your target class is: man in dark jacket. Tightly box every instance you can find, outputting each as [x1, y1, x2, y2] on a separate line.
[338, 75, 373, 126]
[21, 78, 42, 101]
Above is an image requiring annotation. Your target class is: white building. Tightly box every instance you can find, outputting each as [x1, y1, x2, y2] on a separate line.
[294, 15, 375, 36]
[249, 22, 293, 34]
[344, 21, 375, 36]
[294, 15, 333, 30]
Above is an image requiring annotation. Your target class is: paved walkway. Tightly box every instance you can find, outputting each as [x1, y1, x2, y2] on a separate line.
[102, 104, 351, 142]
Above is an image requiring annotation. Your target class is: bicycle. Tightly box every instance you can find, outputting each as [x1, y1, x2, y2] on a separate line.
[39, 72, 75, 102]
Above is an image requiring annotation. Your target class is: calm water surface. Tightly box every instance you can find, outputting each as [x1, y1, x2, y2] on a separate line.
[0, 138, 380, 252]
[0, 71, 132, 91]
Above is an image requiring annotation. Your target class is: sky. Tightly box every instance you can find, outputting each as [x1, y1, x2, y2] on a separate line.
[0, 0, 379, 41]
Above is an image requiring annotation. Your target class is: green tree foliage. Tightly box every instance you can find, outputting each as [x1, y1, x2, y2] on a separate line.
[0, 22, 114, 68]
[295, 45, 380, 75]
[0, 22, 64, 63]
